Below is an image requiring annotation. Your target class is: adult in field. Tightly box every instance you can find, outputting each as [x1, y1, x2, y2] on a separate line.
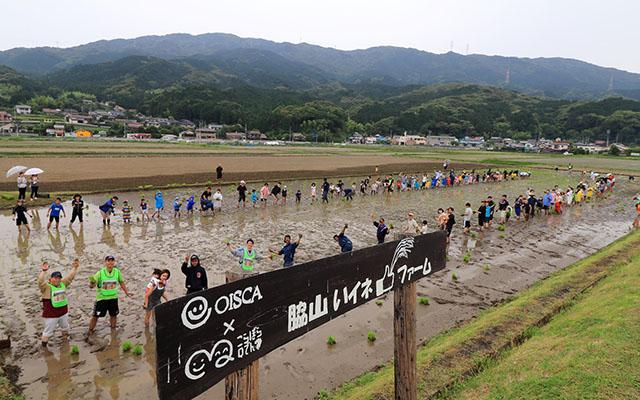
[334, 224, 353, 253]
[143, 269, 170, 327]
[30, 174, 39, 200]
[371, 213, 393, 244]
[181, 254, 208, 294]
[200, 187, 214, 215]
[271, 182, 282, 204]
[226, 239, 265, 271]
[99, 196, 118, 226]
[269, 234, 302, 268]
[17, 171, 27, 200]
[88, 256, 133, 335]
[216, 164, 223, 183]
[401, 213, 421, 234]
[321, 178, 330, 203]
[38, 258, 79, 346]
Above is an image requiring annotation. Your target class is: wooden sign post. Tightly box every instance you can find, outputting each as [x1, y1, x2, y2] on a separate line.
[224, 272, 259, 400]
[155, 231, 446, 400]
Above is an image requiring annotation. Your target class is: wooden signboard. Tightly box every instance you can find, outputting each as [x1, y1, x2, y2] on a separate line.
[155, 231, 446, 400]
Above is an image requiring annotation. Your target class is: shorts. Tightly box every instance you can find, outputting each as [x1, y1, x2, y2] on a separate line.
[92, 298, 119, 318]
[49, 215, 60, 223]
[543, 205, 549, 210]
[155, 207, 162, 212]
[144, 297, 162, 311]
[42, 314, 70, 337]
[16, 215, 28, 226]
[499, 210, 506, 219]
[100, 210, 111, 218]
[515, 208, 521, 217]
[238, 194, 246, 202]
[260, 198, 267, 202]
[141, 209, 148, 215]
[464, 220, 471, 228]
[446, 226, 453, 237]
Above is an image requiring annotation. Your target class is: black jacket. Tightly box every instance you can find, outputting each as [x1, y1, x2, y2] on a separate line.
[181, 261, 208, 291]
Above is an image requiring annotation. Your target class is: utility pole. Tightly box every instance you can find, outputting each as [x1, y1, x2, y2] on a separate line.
[606, 129, 610, 147]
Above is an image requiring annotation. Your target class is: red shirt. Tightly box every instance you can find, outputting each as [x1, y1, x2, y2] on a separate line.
[42, 299, 68, 318]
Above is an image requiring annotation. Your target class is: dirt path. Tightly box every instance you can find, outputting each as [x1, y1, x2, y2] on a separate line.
[0, 172, 637, 400]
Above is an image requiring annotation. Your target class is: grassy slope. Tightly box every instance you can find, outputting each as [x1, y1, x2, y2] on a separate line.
[450, 231, 640, 399]
[330, 229, 640, 400]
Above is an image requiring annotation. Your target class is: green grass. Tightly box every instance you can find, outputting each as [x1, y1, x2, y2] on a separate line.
[329, 229, 640, 400]
[122, 341, 132, 352]
[327, 336, 337, 345]
[367, 332, 377, 342]
[132, 344, 143, 355]
[419, 297, 430, 306]
[449, 232, 640, 399]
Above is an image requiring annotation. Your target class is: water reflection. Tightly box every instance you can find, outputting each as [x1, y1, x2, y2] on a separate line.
[93, 331, 122, 399]
[69, 226, 85, 255]
[100, 226, 117, 248]
[47, 229, 66, 258]
[16, 230, 30, 264]
[43, 342, 72, 399]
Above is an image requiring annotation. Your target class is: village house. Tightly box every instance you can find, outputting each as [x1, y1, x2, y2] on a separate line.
[573, 143, 605, 154]
[0, 123, 15, 133]
[15, 105, 31, 115]
[0, 111, 11, 121]
[247, 130, 267, 140]
[196, 128, 217, 141]
[74, 129, 93, 138]
[42, 108, 61, 115]
[292, 132, 306, 141]
[225, 132, 245, 140]
[348, 132, 364, 144]
[207, 123, 224, 131]
[66, 114, 93, 124]
[394, 134, 427, 146]
[459, 136, 486, 147]
[53, 124, 65, 137]
[424, 135, 457, 146]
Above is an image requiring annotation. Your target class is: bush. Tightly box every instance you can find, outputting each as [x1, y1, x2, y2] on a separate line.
[367, 332, 376, 342]
[609, 144, 620, 156]
[327, 336, 337, 345]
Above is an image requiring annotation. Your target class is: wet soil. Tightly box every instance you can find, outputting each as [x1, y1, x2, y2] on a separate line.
[0, 172, 637, 400]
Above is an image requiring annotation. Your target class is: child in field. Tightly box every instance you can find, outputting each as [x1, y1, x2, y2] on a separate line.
[462, 203, 472, 233]
[295, 190, 302, 203]
[514, 195, 523, 221]
[122, 200, 132, 223]
[282, 186, 288, 204]
[143, 269, 170, 327]
[251, 189, 258, 208]
[555, 198, 563, 214]
[310, 183, 317, 202]
[213, 189, 223, 212]
[47, 197, 66, 230]
[435, 208, 447, 230]
[152, 191, 164, 220]
[173, 196, 182, 218]
[140, 198, 149, 222]
[445, 207, 455, 244]
[144, 268, 161, 298]
[186, 196, 195, 214]
[421, 220, 428, 233]
[12, 199, 32, 232]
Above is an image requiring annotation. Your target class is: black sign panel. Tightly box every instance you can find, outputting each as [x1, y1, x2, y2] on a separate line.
[155, 231, 446, 400]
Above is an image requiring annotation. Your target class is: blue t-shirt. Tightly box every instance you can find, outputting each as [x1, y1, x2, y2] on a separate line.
[337, 233, 353, 252]
[99, 199, 115, 213]
[279, 242, 298, 267]
[155, 194, 164, 209]
[49, 203, 64, 217]
[251, 193, 258, 202]
[187, 199, 195, 210]
[543, 193, 553, 207]
[485, 205, 492, 218]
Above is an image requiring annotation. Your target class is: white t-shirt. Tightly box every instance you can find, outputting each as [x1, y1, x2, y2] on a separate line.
[464, 207, 472, 222]
[213, 193, 223, 206]
[405, 218, 420, 233]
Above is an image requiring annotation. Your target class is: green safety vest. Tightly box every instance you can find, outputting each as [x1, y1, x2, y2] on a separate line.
[241, 249, 256, 271]
[99, 268, 120, 296]
[49, 282, 68, 308]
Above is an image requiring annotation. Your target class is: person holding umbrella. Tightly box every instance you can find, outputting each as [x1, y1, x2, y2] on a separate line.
[24, 167, 44, 201]
[17, 171, 27, 200]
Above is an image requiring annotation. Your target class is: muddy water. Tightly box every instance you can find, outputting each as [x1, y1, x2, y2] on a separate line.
[0, 173, 637, 400]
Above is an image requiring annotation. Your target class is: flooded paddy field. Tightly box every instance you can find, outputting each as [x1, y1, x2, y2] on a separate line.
[0, 170, 637, 399]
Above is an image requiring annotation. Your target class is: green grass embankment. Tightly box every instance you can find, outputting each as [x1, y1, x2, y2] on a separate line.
[329, 229, 640, 400]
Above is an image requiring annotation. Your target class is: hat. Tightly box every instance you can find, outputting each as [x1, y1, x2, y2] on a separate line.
[240, 180, 246, 184]
[175, 196, 179, 200]
[157, 191, 162, 194]
[408, 213, 414, 216]
[105, 255, 115, 261]
[51, 271, 62, 278]
[123, 199, 129, 203]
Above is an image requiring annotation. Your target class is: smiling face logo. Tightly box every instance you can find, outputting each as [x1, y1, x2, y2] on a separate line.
[212, 340, 234, 368]
[181, 296, 212, 330]
[184, 340, 235, 381]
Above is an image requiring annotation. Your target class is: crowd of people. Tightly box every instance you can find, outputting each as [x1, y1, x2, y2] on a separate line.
[13, 163, 637, 348]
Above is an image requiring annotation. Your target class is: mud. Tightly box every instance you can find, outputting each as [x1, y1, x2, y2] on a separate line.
[0, 172, 637, 400]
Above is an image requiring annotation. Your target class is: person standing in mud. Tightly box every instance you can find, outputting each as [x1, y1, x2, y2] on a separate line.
[69, 194, 84, 227]
[371, 213, 393, 244]
[99, 196, 119, 226]
[88, 256, 133, 335]
[216, 164, 223, 184]
[321, 178, 330, 203]
[226, 239, 265, 271]
[12, 199, 32, 232]
[269, 234, 302, 268]
[181, 254, 208, 294]
[38, 258, 79, 346]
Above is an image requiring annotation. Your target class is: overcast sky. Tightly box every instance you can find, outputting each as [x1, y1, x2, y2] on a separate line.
[2, 0, 639, 72]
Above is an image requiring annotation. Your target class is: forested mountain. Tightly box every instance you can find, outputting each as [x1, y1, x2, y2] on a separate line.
[2, 32, 640, 100]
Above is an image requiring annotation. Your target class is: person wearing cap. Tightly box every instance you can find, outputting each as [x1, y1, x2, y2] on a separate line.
[88, 255, 133, 335]
[99, 196, 119, 226]
[269, 234, 302, 268]
[181, 254, 208, 294]
[402, 213, 421, 234]
[69, 194, 84, 227]
[333, 224, 353, 253]
[226, 239, 264, 271]
[152, 191, 164, 220]
[236, 180, 247, 208]
[12, 198, 32, 232]
[38, 258, 79, 346]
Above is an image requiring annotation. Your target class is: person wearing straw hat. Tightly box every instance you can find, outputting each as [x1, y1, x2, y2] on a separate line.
[38, 258, 79, 346]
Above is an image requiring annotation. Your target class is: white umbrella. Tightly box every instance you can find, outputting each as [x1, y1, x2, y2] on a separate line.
[25, 167, 44, 175]
[6, 166, 27, 178]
